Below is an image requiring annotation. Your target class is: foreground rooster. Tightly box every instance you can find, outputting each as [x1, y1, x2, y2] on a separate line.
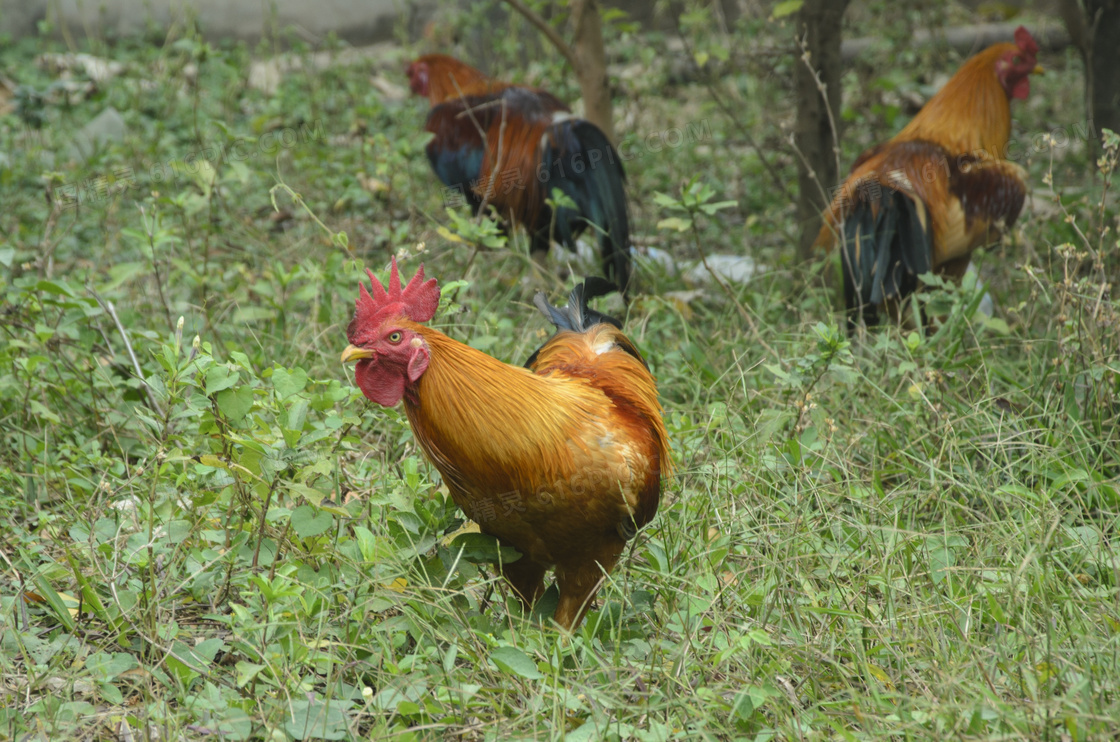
[816, 26, 1042, 330]
[407, 54, 632, 294]
[342, 260, 670, 630]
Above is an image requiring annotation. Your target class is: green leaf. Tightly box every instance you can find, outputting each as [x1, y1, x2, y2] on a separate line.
[288, 482, 327, 507]
[235, 661, 266, 688]
[740, 629, 774, 647]
[489, 646, 543, 679]
[733, 683, 780, 720]
[215, 386, 254, 421]
[66, 551, 109, 622]
[764, 363, 791, 383]
[192, 160, 217, 194]
[529, 583, 559, 623]
[927, 540, 958, 584]
[657, 216, 693, 232]
[228, 350, 254, 371]
[32, 575, 75, 631]
[35, 279, 78, 298]
[771, 0, 803, 19]
[352, 526, 386, 562]
[448, 532, 522, 564]
[547, 187, 578, 211]
[282, 398, 310, 447]
[30, 400, 61, 425]
[286, 698, 348, 741]
[205, 365, 239, 395]
[566, 721, 607, 742]
[291, 505, 333, 539]
[166, 638, 223, 688]
[698, 200, 738, 215]
[85, 652, 138, 682]
[318, 503, 351, 518]
[981, 316, 1011, 334]
[273, 366, 308, 399]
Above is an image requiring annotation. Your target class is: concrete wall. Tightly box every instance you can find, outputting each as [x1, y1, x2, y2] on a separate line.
[0, 0, 702, 45]
[0, 0, 1062, 47]
[0, 0, 431, 45]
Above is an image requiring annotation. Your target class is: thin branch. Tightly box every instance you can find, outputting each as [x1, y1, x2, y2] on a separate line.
[137, 205, 174, 330]
[787, 132, 833, 223]
[797, 32, 843, 195]
[501, 0, 578, 70]
[89, 287, 165, 418]
[675, 28, 792, 201]
[37, 201, 64, 280]
[251, 480, 279, 570]
[446, 74, 507, 224]
[474, 100, 509, 218]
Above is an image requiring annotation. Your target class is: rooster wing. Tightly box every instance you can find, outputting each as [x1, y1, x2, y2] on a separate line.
[825, 140, 1028, 327]
[424, 87, 632, 291]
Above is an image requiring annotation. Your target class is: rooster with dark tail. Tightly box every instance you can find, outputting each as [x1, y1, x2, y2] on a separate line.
[407, 54, 632, 295]
[816, 27, 1043, 331]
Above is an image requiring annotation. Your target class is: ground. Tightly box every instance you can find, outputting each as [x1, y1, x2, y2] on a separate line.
[0, 3, 1118, 740]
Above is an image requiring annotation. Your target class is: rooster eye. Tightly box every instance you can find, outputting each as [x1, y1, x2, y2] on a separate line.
[388, 331, 403, 343]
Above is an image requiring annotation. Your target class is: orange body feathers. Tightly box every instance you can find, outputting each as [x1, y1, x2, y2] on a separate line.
[344, 263, 669, 630]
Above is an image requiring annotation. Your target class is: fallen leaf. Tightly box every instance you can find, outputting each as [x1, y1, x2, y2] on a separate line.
[440, 520, 480, 547]
[383, 578, 408, 593]
[357, 173, 390, 195]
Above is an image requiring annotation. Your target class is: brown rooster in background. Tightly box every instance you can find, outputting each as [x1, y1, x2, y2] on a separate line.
[341, 260, 670, 630]
[407, 54, 633, 294]
[815, 26, 1043, 330]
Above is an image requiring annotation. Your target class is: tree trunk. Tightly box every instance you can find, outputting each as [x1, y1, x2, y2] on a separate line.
[794, 0, 851, 261]
[502, 0, 615, 141]
[569, 0, 615, 141]
[1057, 0, 1091, 61]
[1085, 0, 1120, 153]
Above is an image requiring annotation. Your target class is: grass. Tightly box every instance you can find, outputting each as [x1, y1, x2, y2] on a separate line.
[0, 3, 1118, 740]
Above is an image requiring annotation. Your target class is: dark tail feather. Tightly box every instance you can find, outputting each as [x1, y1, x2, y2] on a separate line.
[524, 278, 624, 368]
[544, 120, 632, 296]
[534, 276, 622, 333]
[840, 186, 932, 332]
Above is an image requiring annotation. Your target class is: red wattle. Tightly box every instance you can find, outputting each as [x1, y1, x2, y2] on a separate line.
[355, 360, 407, 406]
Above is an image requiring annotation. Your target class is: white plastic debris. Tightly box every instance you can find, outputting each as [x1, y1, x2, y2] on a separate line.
[685, 254, 763, 284]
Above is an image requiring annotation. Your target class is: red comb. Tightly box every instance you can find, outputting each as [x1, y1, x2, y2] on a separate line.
[353, 257, 440, 329]
[1014, 26, 1039, 56]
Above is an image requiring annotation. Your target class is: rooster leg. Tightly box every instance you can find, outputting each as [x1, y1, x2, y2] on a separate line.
[937, 255, 972, 281]
[499, 557, 547, 611]
[552, 541, 625, 631]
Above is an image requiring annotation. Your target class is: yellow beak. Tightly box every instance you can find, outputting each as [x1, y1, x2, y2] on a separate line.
[1032, 64, 1044, 75]
[341, 345, 374, 363]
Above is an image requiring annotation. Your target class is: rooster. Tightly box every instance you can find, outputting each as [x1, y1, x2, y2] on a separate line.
[341, 259, 670, 630]
[407, 54, 632, 295]
[815, 26, 1043, 330]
